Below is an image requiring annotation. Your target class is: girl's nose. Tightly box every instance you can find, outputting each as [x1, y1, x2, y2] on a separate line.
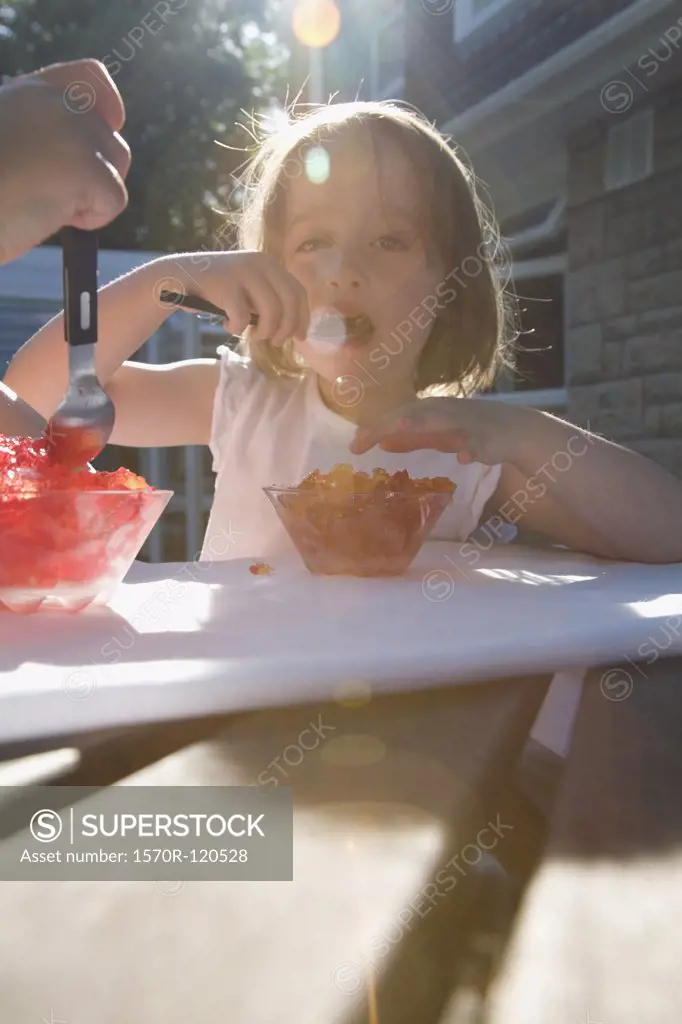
[322, 246, 364, 289]
[329, 272, 360, 288]
[329, 267, 361, 289]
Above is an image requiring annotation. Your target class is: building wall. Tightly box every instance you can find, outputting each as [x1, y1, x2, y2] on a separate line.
[566, 80, 682, 476]
[406, 0, 638, 125]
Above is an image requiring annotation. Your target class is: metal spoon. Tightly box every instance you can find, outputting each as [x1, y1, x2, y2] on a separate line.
[45, 228, 115, 468]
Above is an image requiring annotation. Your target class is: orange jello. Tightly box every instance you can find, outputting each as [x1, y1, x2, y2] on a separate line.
[264, 464, 456, 577]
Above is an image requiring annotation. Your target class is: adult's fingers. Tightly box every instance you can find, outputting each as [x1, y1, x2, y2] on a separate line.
[68, 152, 129, 231]
[34, 59, 125, 131]
[89, 116, 132, 182]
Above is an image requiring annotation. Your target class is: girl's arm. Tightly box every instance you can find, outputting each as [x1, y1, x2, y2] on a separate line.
[0, 381, 46, 437]
[3, 255, 218, 448]
[488, 407, 682, 564]
[350, 397, 682, 564]
[4, 249, 308, 449]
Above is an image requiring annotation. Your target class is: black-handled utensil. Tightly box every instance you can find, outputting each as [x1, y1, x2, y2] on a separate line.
[62, 227, 99, 345]
[45, 228, 115, 467]
[159, 289, 259, 327]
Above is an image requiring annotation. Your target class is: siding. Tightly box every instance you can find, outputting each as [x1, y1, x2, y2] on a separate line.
[406, 0, 638, 123]
[566, 80, 682, 477]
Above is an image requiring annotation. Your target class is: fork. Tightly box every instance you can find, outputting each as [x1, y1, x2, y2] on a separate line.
[45, 228, 115, 468]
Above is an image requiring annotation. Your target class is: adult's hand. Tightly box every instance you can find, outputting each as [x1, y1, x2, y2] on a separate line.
[0, 58, 131, 264]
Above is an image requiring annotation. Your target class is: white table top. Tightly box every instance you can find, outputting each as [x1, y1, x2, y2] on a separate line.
[2, 540, 682, 747]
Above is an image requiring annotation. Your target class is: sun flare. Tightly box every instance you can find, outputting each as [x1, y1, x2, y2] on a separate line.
[292, 0, 341, 48]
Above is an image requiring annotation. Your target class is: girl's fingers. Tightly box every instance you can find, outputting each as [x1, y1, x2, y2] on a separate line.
[221, 285, 253, 337]
[297, 286, 311, 341]
[349, 420, 390, 454]
[350, 406, 474, 457]
[350, 414, 431, 454]
[271, 267, 310, 343]
[348, 431, 373, 455]
[241, 274, 283, 344]
[269, 269, 306, 347]
[378, 429, 469, 453]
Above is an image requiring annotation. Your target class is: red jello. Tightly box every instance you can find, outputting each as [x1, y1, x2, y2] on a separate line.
[0, 435, 171, 612]
[0, 435, 148, 492]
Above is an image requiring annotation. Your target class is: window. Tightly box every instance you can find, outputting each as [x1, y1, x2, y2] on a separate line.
[508, 273, 565, 391]
[370, 10, 404, 99]
[454, 0, 516, 42]
[604, 108, 654, 191]
[487, 260, 568, 414]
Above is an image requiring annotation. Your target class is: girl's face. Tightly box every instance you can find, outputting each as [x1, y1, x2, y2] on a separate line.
[280, 128, 446, 412]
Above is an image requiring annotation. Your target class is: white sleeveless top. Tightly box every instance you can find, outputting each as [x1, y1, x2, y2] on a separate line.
[200, 345, 502, 562]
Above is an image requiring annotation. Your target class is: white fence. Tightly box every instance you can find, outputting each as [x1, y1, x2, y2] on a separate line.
[139, 316, 225, 563]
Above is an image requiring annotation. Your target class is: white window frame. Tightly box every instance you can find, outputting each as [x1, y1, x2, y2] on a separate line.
[370, 8, 405, 100]
[604, 108, 654, 192]
[454, 0, 517, 42]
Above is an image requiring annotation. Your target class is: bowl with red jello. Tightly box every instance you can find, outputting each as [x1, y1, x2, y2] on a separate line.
[0, 436, 172, 612]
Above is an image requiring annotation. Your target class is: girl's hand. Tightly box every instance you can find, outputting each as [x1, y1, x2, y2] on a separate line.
[349, 397, 523, 466]
[166, 250, 310, 347]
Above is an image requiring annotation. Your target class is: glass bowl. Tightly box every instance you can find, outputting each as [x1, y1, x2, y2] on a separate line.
[0, 488, 172, 613]
[264, 486, 452, 577]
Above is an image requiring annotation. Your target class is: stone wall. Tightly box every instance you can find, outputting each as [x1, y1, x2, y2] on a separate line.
[566, 79, 682, 476]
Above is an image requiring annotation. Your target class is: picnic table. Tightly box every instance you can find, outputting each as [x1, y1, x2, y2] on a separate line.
[1, 539, 681, 1023]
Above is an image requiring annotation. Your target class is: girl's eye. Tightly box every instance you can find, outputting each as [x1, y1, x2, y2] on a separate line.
[296, 237, 329, 253]
[374, 235, 408, 251]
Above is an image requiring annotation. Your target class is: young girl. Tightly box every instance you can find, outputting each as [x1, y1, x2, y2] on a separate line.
[5, 99, 682, 567]
[6, 98, 682, 814]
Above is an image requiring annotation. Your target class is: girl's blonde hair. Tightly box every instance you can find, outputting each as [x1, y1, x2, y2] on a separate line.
[229, 100, 516, 396]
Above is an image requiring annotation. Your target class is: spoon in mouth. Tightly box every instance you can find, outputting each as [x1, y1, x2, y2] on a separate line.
[307, 312, 374, 347]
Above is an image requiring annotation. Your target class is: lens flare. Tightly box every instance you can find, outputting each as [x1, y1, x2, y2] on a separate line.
[292, 0, 341, 48]
[305, 145, 330, 184]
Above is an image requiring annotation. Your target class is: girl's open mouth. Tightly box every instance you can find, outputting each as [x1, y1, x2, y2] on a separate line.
[307, 312, 375, 349]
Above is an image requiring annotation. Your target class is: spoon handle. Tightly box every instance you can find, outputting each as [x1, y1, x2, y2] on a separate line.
[62, 228, 99, 347]
[159, 289, 259, 327]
